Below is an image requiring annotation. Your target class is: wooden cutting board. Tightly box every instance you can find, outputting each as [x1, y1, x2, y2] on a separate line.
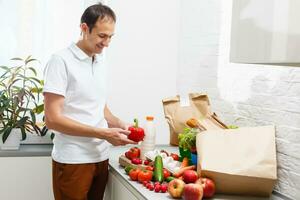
[119, 155, 152, 170]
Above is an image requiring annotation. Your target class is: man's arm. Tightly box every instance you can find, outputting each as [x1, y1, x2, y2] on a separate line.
[44, 92, 136, 146]
[104, 105, 130, 130]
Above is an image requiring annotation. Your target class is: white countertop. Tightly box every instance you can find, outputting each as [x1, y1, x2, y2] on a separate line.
[108, 145, 283, 200]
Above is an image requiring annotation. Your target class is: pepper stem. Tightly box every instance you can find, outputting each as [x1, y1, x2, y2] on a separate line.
[134, 118, 138, 127]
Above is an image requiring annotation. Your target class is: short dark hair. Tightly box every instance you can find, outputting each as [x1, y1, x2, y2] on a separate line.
[81, 3, 116, 33]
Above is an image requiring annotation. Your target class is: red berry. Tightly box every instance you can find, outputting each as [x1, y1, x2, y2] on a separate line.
[149, 184, 154, 191]
[154, 185, 161, 192]
[160, 184, 167, 193]
[154, 181, 160, 186]
[143, 181, 148, 187]
[144, 160, 150, 165]
[146, 183, 152, 189]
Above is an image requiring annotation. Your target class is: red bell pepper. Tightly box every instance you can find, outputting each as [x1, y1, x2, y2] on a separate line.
[128, 118, 145, 142]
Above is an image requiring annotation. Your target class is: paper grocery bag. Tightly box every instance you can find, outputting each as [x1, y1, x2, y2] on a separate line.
[196, 126, 277, 197]
[162, 93, 227, 146]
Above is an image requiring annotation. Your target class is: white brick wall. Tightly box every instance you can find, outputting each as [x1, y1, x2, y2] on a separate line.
[178, 0, 300, 199]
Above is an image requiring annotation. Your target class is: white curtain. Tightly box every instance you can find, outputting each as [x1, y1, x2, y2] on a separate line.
[0, 0, 103, 69]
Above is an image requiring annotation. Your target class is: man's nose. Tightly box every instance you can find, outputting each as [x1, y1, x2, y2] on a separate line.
[102, 38, 111, 47]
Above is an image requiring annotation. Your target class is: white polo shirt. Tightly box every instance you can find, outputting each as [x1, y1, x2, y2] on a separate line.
[43, 43, 111, 164]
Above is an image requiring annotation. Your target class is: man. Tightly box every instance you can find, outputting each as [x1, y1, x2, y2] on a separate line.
[43, 3, 136, 200]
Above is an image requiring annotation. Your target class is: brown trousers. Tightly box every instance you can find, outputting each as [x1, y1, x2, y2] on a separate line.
[52, 159, 109, 200]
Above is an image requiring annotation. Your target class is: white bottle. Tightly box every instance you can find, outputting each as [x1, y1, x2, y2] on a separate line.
[140, 116, 156, 160]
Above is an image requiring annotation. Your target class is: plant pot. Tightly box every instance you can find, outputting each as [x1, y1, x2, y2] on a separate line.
[0, 128, 21, 150]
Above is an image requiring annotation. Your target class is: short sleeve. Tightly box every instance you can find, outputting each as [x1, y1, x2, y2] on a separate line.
[43, 55, 68, 97]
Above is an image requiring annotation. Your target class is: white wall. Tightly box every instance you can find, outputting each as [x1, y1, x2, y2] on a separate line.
[178, 0, 300, 199]
[105, 0, 180, 144]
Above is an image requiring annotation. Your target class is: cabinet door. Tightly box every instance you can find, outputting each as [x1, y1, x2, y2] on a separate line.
[105, 172, 138, 200]
[230, 0, 300, 64]
[0, 157, 53, 200]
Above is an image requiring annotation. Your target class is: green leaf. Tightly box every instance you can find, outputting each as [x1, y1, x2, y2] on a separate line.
[25, 58, 38, 65]
[20, 127, 26, 140]
[25, 55, 32, 61]
[2, 126, 13, 143]
[0, 66, 10, 71]
[16, 116, 29, 128]
[41, 126, 48, 136]
[32, 104, 44, 114]
[30, 110, 36, 124]
[30, 87, 43, 94]
[28, 67, 37, 76]
[11, 57, 23, 61]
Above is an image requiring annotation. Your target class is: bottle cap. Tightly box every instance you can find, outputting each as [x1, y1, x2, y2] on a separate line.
[146, 116, 154, 121]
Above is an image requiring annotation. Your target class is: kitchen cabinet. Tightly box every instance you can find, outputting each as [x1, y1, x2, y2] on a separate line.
[230, 0, 300, 65]
[104, 170, 139, 200]
[0, 156, 53, 200]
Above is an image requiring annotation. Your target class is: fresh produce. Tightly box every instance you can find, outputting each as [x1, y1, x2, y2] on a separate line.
[128, 168, 141, 181]
[182, 169, 198, 183]
[168, 179, 185, 198]
[137, 170, 153, 183]
[181, 157, 189, 168]
[163, 168, 171, 179]
[160, 184, 168, 193]
[165, 176, 175, 182]
[131, 158, 142, 165]
[143, 160, 150, 165]
[128, 119, 145, 142]
[154, 184, 161, 192]
[145, 166, 154, 171]
[143, 180, 149, 187]
[125, 147, 140, 160]
[125, 166, 134, 174]
[154, 155, 164, 182]
[196, 177, 216, 198]
[173, 165, 196, 178]
[183, 183, 203, 200]
[170, 153, 179, 161]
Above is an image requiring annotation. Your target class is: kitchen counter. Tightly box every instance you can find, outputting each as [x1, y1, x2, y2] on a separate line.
[0, 144, 52, 157]
[108, 145, 284, 200]
[0, 144, 286, 200]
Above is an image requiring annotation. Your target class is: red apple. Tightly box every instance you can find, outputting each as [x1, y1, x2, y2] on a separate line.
[168, 179, 185, 198]
[182, 169, 198, 183]
[196, 177, 216, 198]
[183, 183, 203, 200]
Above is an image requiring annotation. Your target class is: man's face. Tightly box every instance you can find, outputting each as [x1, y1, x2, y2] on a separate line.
[83, 18, 115, 55]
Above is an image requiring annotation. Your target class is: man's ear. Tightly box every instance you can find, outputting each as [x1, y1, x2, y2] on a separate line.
[80, 23, 89, 34]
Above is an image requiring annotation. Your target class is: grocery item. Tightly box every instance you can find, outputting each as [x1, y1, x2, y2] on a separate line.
[140, 116, 156, 159]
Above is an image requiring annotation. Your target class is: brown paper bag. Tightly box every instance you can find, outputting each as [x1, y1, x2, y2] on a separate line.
[162, 93, 227, 146]
[196, 126, 277, 197]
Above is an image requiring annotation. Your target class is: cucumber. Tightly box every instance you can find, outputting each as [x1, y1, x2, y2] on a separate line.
[154, 155, 164, 182]
[165, 176, 175, 182]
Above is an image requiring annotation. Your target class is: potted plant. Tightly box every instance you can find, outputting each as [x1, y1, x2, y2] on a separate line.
[0, 56, 46, 150]
[178, 127, 199, 165]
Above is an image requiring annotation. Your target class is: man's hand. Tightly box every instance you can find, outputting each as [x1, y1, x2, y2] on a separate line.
[105, 128, 137, 146]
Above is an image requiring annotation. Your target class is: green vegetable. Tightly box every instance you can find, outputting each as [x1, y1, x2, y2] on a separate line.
[178, 127, 198, 151]
[154, 155, 164, 182]
[125, 166, 134, 174]
[228, 125, 239, 129]
[165, 176, 175, 182]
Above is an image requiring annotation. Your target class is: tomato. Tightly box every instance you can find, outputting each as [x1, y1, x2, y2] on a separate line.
[170, 153, 179, 161]
[129, 168, 141, 181]
[137, 170, 153, 183]
[145, 166, 154, 171]
[126, 147, 140, 160]
[163, 168, 171, 179]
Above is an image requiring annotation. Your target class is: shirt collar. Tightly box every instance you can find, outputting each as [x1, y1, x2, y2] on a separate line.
[69, 43, 101, 63]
